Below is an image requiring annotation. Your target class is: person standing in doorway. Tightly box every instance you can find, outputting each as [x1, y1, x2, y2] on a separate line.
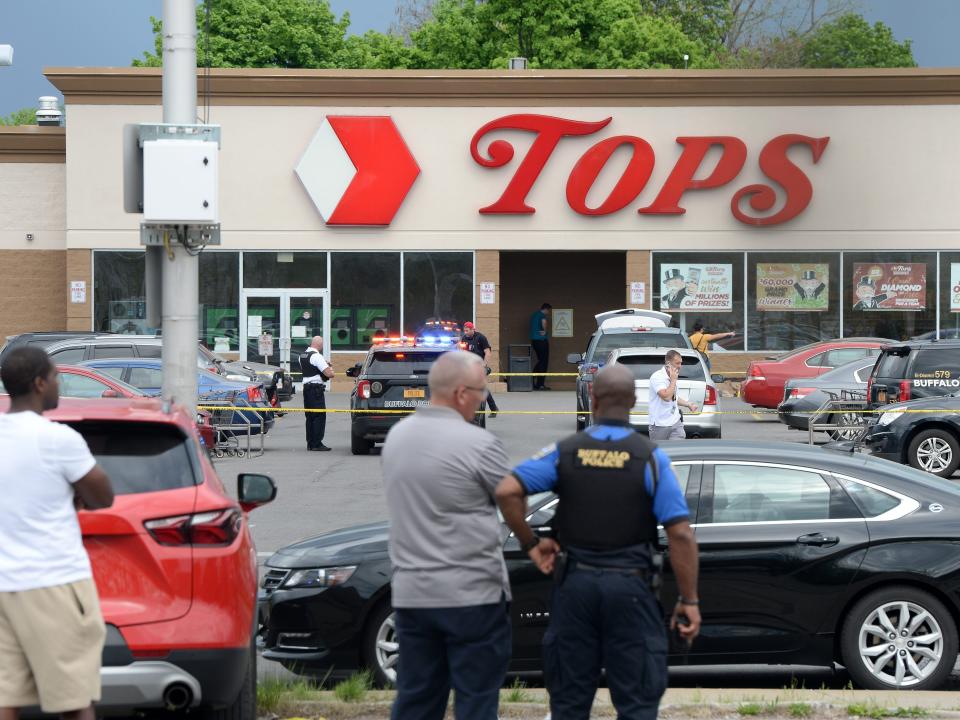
[649, 350, 699, 441]
[299, 336, 334, 451]
[0, 346, 114, 720]
[530, 303, 552, 390]
[461, 321, 499, 418]
[383, 351, 513, 720]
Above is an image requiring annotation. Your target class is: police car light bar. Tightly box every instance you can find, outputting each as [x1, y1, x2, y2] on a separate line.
[414, 335, 457, 346]
[372, 336, 410, 345]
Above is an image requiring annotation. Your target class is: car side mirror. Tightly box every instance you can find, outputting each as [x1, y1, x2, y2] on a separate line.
[566, 353, 583, 365]
[101, 389, 121, 398]
[711, 374, 725, 384]
[345, 363, 362, 378]
[238, 473, 277, 512]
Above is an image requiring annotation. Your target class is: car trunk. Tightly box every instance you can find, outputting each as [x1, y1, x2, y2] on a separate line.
[616, 355, 707, 415]
[71, 420, 199, 626]
[366, 351, 445, 410]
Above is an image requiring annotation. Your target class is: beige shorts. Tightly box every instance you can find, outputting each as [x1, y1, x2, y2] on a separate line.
[0, 578, 106, 713]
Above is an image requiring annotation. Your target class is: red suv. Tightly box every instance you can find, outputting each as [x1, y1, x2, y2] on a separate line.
[0, 397, 276, 718]
[742, 339, 888, 409]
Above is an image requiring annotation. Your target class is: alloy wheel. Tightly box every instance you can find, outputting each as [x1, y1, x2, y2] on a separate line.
[858, 600, 944, 687]
[915, 437, 953, 474]
[375, 612, 399, 683]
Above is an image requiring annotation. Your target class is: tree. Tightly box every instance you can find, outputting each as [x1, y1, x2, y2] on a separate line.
[0, 107, 36, 126]
[800, 13, 915, 68]
[133, 0, 352, 68]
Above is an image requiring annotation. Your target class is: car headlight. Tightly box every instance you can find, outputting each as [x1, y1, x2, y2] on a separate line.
[877, 411, 904, 426]
[281, 566, 357, 589]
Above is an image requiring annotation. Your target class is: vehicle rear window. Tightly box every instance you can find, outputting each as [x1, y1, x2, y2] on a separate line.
[909, 348, 960, 379]
[368, 351, 445, 375]
[836, 478, 899, 518]
[594, 332, 687, 360]
[874, 349, 910, 379]
[615, 355, 705, 381]
[136, 344, 163, 359]
[68, 422, 197, 495]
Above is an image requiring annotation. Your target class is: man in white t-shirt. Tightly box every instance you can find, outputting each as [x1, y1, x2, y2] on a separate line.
[0, 346, 113, 720]
[648, 349, 699, 441]
[299, 335, 335, 451]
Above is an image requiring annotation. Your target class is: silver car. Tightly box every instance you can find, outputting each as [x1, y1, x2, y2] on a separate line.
[594, 348, 723, 438]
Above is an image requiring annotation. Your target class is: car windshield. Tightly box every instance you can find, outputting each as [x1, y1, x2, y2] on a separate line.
[369, 350, 446, 375]
[615, 354, 705, 381]
[68, 421, 198, 495]
[593, 332, 686, 361]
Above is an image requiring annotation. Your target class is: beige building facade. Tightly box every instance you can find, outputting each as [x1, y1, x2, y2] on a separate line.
[3, 68, 960, 387]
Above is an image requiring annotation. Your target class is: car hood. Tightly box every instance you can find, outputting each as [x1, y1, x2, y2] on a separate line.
[224, 359, 282, 374]
[267, 521, 390, 568]
[882, 395, 960, 414]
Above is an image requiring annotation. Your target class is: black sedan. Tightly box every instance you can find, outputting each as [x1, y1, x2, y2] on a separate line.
[259, 441, 960, 690]
[866, 394, 960, 477]
[778, 358, 875, 439]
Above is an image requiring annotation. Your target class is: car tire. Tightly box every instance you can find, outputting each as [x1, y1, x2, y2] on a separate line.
[351, 432, 373, 456]
[907, 428, 960, 477]
[840, 585, 957, 690]
[828, 412, 866, 442]
[362, 600, 398, 689]
[200, 636, 256, 720]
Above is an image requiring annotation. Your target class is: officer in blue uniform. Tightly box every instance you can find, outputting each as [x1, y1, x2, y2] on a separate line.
[496, 362, 701, 720]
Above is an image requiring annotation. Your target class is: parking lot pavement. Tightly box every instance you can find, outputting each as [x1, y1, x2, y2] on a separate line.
[219, 390, 822, 558]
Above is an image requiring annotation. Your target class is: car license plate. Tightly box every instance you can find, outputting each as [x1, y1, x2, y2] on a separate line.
[404, 388, 425, 398]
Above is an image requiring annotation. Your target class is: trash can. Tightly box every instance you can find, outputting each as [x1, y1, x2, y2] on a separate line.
[507, 344, 533, 392]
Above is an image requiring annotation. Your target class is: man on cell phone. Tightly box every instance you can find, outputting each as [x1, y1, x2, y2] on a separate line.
[648, 350, 699, 441]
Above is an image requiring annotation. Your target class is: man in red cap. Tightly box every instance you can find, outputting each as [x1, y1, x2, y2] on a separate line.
[461, 321, 499, 418]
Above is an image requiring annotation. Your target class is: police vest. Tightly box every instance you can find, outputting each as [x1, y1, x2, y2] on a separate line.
[554, 431, 658, 551]
[299, 351, 321, 380]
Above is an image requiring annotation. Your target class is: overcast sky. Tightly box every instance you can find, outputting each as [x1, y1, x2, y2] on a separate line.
[1, 0, 957, 117]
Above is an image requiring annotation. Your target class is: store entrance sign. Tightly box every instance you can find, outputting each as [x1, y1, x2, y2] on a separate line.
[471, 114, 829, 227]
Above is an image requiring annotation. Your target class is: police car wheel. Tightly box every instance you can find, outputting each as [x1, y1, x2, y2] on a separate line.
[907, 429, 960, 477]
[840, 586, 956, 690]
[362, 601, 398, 688]
[351, 433, 373, 456]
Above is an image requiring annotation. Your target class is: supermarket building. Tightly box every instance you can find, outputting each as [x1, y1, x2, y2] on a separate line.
[2, 67, 960, 388]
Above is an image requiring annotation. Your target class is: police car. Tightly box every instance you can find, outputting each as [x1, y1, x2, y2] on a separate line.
[567, 309, 693, 431]
[345, 335, 485, 455]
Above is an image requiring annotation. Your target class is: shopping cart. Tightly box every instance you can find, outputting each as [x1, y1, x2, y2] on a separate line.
[807, 388, 870, 446]
[204, 390, 265, 459]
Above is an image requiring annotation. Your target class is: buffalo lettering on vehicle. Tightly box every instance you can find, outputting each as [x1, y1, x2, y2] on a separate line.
[470, 114, 829, 226]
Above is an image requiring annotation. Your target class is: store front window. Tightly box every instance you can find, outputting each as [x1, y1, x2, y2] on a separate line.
[94, 251, 146, 334]
[747, 252, 841, 351]
[243, 252, 327, 289]
[651, 252, 744, 352]
[939, 253, 960, 341]
[843, 252, 935, 341]
[403, 252, 473, 334]
[331, 253, 401, 351]
[199, 252, 240, 352]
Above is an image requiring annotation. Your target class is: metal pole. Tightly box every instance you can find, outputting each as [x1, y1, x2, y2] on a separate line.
[145, 246, 162, 329]
[160, 0, 199, 408]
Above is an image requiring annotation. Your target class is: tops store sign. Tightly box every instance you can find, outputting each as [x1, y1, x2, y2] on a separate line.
[296, 113, 829, 227]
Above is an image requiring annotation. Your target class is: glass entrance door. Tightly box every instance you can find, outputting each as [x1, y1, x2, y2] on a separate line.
[240, 289, 330, 374]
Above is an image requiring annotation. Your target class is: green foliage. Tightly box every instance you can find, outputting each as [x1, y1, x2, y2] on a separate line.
[738, 703, 762, 716]
[801, 13, 916, 68]
[503, 677, 533, 703]
[255, 677, 285, 714]
[0, 107, 37, 126]
[848, 703, 928, 719]
[789, 703, 813, 717]
[333, 669, 372, 703]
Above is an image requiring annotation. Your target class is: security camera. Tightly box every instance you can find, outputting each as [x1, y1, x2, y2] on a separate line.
[0, 45, 13, 67]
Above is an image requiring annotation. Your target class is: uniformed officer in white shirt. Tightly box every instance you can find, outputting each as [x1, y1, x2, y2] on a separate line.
[299, 336, 334, 451]
[648, 349, 699, 441]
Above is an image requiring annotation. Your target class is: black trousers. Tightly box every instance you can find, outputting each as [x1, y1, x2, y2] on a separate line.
[531, 339, 550, 388]
[303, 383, 326, 448]
[544, 568, 668, 720]
[391, 598, 511, 720]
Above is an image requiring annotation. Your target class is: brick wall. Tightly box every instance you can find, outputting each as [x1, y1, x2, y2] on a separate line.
[625, 250, 651, 309]
[475, 250, 506, 392]
[66, 249, 92, 331]
[0, 250, 67, 338]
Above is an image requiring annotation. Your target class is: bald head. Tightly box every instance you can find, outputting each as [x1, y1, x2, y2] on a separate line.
[310, 336, 324, 351]
[428, 350, 484, 399]
[591, 363, 637, 419]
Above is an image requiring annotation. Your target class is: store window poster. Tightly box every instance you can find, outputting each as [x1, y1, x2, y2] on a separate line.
[756, 263, 829, 312]
[851, 263, 926, 311]
[660, 264, 732, 312]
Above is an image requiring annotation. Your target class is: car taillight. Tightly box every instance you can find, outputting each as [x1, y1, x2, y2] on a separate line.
[144, 509, 241, 546]
[866, 376, 873, 401]
[899, 380, 911, 402]
[789, 387, 815, 399]
[749, 364, 765, 380]
[705, 385, 718, 406]
[246, 385, 263, 402]
[358, 380, 371, 399]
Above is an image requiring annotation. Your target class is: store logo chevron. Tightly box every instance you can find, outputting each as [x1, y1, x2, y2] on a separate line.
[296, 116, 420, 226]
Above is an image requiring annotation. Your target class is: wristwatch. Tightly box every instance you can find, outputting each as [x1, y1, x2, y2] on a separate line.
[521, 537, 541, 553]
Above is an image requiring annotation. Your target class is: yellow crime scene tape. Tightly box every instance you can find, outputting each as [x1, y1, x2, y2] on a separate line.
[196, 405, 956, 416]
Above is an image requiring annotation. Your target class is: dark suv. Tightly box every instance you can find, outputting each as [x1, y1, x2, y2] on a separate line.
[867, 340, 960, 408]
[346, 341, 485, 455]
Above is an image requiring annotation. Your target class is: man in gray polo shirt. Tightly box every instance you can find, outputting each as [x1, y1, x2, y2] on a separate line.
[383, 350, 511, 720]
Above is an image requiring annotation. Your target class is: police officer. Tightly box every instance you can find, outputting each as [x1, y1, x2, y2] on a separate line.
[300, 335, 334, 451]
[496, 363, 701, 720]
[461, 321, 499, 417]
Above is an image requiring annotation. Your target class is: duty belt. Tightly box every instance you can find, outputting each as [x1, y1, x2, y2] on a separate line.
[571, 560, 652, 580]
